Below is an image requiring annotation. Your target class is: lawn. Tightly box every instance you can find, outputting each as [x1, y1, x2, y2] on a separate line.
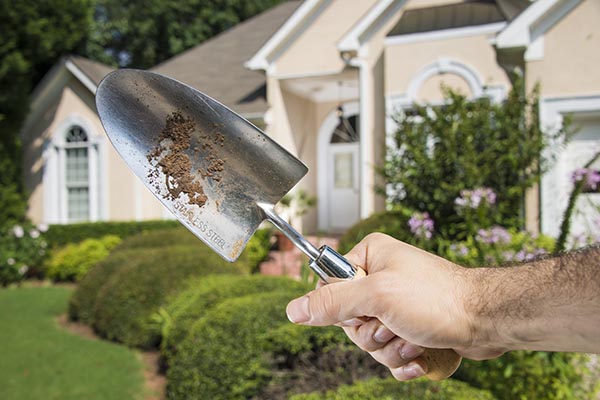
[0, 286, 146, 400]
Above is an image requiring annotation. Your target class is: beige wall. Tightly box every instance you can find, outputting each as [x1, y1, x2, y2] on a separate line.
[274, 0, 377, 77]
[23, 74, 165, 224]
[385, 34, 511, 100]
[526, 0, 600, 97]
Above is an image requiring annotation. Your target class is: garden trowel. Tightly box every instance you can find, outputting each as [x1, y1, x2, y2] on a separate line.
[95, 69, 461, 380]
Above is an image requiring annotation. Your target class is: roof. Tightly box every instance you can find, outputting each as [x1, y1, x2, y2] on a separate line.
[68, 55, 115, 86]
[387, 0, 527, 37]
[153, 0, 302, 116]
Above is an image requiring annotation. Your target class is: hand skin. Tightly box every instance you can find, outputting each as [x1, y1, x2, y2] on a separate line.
[286, 233, 600, 381]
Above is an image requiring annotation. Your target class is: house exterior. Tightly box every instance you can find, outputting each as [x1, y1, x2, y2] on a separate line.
[22, 0, 600, 239]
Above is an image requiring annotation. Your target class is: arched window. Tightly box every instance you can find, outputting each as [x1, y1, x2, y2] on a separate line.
[64, 125, 90, 222]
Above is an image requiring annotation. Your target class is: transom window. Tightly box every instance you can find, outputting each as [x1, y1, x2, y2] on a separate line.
[65, 125, 90, 222]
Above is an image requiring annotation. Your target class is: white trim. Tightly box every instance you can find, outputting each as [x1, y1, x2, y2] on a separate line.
[539, 94, 600, 237]
[317, 101, 359, 231]
[65, 59, 98, 94]
[387, 58, 507, 109]
[496, 0, 580, 49]
[524, 35, 544, 61]
[385, 22, 507, 46]
[337, 0, 406, 52]
[44, 114, 103, 224]
[245, 0, 328, 71]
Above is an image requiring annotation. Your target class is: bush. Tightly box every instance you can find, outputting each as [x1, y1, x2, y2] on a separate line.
[455, 352, 589, 400]
[337, 210, 418, 254]
[68, 248, 151, 323]
[162, 275, 309, 362]
[92, 244, 244, 349]
[167, 290, 310, 400]
[0, 222, 48, 286]
[290, 377, 495, 400]
[45, 219, 181, 248]
[45, 235, 121, 281]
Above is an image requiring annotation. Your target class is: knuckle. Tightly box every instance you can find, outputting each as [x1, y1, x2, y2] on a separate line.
[310, 286, 339, 323]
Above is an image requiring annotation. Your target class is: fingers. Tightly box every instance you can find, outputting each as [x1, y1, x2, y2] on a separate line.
[344, 232, 407, 275]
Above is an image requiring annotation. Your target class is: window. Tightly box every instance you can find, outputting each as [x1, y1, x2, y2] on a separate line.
[64, 125, 90, 222]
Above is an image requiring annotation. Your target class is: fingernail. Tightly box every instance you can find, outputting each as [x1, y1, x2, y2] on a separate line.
[400, 343, 424, 360]
[403, 362, 426, 380]
[373, 326, 395, 343]
[287, 296, 310, 323]
[340, 318, 363, 327]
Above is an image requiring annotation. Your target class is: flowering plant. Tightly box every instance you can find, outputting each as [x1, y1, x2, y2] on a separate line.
[571, 167, 600, 192]
[407, 212, 434, 240]
[0, 222, 48, 286]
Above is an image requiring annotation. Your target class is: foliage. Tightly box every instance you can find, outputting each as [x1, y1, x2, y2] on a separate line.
[0, 222, 48, 286]
[290, 377, 495, 400]
[85, 0, 286, 68]
[162, 274, 309, 362]
[45, 235, 121, 282]
[383, 78, 571, 238]
[0, 287, 145, 400]
[239, 228, 272, 273]
[166, 290, 307, 400]
[45, 219, 180, 248]
[68, 248, 161, 323]
[337, 209, 414, 254]
[1, 0, 95, 226]
[455, 352, 589, 400]
[92, 244, 243, 348]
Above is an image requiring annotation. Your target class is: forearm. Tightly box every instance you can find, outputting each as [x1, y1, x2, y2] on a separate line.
[467, 246, 600, 354]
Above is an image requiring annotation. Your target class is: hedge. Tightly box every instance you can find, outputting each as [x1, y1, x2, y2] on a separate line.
[166, 291, 308, 400]
[45, 219, 181, 248]
[92, 244, 244, 349]
[45, 235, 121, 281]
[337, 210, 413, 254]
[289, 377, 495, 400]
[162, 274, 310, 362]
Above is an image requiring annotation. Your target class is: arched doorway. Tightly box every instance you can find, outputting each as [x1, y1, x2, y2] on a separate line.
[318, 102, 360, 232]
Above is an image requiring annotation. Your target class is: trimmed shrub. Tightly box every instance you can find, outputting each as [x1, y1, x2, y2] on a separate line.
[110, 227, 199, 251]
[337, 210, 413, 254]
[92, 244, 243, 348]
[162, 275, 310, 362]
[290, 377, 495, 400]
[45, 235, 121, 281]
[45, 219, 180, 248]
[455, 352, 588, 400]
[166, 290, 308, 400]
[68, 248, 162, 323]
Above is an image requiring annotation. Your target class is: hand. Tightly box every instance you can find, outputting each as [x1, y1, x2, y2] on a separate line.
[286, 233, 504, 381]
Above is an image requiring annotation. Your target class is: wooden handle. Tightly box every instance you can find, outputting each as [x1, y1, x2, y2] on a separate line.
[352, 267, 462, 380]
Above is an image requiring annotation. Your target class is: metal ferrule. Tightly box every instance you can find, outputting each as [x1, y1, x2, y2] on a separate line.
[309, 245, 358, 283]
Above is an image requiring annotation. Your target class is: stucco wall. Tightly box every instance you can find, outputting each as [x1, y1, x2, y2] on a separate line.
[274, 0, 377, 77]
[23, 74, 165, 224]
[526, 0, 600, 97]
[385, 34, 511, 101]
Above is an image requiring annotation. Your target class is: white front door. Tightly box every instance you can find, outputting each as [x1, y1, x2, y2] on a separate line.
[328, 143, 360, 231]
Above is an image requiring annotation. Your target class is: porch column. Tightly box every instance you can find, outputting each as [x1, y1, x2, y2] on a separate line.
[355, 53, 386, 219]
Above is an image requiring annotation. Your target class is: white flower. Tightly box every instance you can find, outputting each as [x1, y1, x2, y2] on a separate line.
[29, 229, 40, 239]
[7, 258, 15, 266]
[37, 223, 49, 232]
[13, 225, 24, 238]
[18, 265, 28, 275]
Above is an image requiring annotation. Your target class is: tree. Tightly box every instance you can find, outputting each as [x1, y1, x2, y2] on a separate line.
[85, 0, 285, 68]
[382, 77, 572, 239]
[0, 0, 94, 227]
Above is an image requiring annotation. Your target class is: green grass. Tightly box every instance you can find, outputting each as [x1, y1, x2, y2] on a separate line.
[0, 286, 145, 400]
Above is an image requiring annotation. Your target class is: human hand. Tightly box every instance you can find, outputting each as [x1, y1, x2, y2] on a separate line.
[286, 233, 505, 381]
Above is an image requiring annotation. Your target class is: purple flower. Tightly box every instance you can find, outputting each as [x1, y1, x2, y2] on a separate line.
[455, 187, 496, 210]
[408, 212, 434, 240]
[571, 168, 600, 191]
[476, 226, 511, 245]
[450, 243, 469, 257]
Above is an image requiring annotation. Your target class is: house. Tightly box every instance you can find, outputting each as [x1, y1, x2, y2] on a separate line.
[21, 0, 600, 240]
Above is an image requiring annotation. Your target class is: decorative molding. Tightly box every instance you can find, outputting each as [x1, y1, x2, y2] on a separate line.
[385, 22, 507, 46]
[317, 101, 359, 231]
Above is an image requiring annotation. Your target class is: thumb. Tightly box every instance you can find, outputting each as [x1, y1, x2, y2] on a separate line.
[286, 280, 371, 326]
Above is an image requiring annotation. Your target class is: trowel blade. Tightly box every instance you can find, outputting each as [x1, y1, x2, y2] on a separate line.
[96, 69, 308, 261]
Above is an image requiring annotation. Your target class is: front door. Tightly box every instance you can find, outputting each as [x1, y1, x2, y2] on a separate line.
[328, 143, 360, 231]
